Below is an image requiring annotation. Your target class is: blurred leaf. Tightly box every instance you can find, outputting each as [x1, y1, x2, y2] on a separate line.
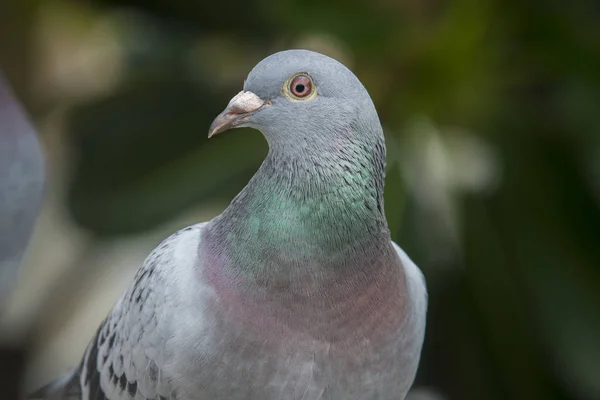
[92, 0, 275, 37]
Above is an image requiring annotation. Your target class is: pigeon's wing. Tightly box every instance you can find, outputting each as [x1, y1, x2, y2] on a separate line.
[31, 223, 206, 400]
[83, 223, 207, 400]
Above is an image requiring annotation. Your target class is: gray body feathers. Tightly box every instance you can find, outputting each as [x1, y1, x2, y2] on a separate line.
[31, 225, 426, 400]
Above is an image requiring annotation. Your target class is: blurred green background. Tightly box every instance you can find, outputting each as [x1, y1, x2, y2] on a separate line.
[1, 0, 600, 399]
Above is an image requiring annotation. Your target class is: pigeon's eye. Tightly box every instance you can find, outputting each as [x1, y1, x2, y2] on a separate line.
[284, 73, 316, 101]
[290, 75, 311, 97]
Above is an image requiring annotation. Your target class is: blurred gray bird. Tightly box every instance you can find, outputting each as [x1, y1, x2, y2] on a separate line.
[0, 71, 45, 310]
[32, 50, 427, 400]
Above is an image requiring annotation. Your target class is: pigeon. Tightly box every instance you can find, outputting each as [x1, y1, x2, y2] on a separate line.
[32, 49, 427, 400]
[0, 70, 45, 311]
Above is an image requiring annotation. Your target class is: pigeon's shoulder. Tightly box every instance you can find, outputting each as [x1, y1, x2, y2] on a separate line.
[79, 222, 208, 400]
[392, 242, 428, 346]
[392, 241, 427, 305]
[374, 241, 427, 397]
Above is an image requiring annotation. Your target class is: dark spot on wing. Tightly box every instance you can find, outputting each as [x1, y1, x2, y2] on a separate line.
[127, 380, 138, 396]
[108, 332, 116, 349]
[90, 384, 109, 400]
[148, 360, 158, 381]
[135, 290, 143, 304]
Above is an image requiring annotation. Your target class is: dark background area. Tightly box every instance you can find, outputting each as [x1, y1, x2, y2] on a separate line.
[1, 0, 599, 399]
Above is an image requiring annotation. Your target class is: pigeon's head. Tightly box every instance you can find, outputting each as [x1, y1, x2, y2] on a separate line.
[208, 49, 382, 149]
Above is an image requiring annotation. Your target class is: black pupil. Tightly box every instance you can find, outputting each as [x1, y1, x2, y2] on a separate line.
[295, 83, 305, 93]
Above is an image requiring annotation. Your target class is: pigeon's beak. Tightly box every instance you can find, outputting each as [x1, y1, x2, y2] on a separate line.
[208, 91, 267, 138]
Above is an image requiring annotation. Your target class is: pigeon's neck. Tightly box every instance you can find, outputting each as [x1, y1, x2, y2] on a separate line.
[206, 134, 392, 273]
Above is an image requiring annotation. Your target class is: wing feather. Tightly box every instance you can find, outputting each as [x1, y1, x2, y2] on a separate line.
[32, 224, 205, 400]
